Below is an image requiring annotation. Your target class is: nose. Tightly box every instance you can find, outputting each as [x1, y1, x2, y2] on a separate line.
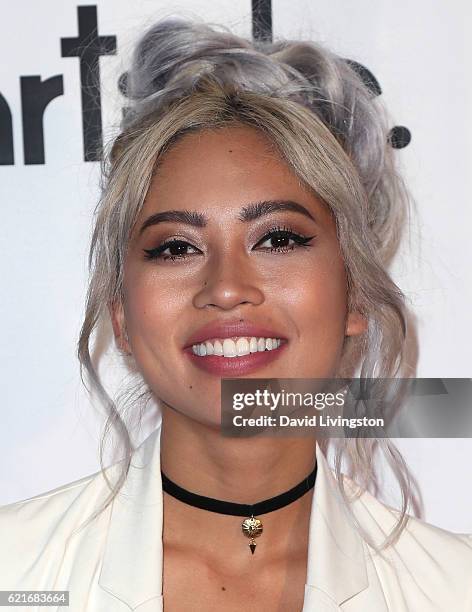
[192, 251, 264, 310]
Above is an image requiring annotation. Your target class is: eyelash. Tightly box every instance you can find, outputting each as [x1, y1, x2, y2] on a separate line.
[143, 225, 316, 262]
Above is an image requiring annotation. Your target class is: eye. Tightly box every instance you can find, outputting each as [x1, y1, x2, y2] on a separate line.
[142, 225, 316, 263]
[143, 239, 200, 261]
[254, 225, 316, 254]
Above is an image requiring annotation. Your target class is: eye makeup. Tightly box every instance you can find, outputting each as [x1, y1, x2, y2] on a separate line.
[142, 224, 316, 262]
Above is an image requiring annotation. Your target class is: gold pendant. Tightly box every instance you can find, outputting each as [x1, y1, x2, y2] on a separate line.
[241, 514, 263, 554]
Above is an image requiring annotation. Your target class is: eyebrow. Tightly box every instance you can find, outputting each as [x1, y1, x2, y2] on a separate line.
[138, 200, 317, 236]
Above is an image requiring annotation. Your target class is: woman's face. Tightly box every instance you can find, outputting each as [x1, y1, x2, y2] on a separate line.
[111, 125, 366, 427]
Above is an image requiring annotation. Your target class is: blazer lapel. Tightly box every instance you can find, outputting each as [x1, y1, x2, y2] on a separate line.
[302, 444, 369, 610]
[97, 425, 369, 611]
[98, 425, 164, 610]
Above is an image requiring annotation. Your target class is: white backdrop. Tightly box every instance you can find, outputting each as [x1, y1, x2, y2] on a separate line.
[1, 1, 471, 532]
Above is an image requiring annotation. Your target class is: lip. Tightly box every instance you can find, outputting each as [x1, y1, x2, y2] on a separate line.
[183, 318, 288, 349]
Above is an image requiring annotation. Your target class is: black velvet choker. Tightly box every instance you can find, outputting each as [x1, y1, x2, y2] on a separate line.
[161, 462, 317, 554]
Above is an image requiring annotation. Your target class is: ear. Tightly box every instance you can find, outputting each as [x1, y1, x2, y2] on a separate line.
[345, 311, 368, 337]
[108, 299, 131, 354]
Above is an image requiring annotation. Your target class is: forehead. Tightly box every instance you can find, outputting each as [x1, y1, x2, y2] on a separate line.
[139, 124, 332, 226]
[156, 124, 282, 175]
[145, 125, 300, 201]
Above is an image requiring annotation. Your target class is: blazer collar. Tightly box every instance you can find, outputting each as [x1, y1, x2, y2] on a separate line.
[98, 424, 368, 610]
[303, 445, 369, 607]
[98, 425, 164, 609]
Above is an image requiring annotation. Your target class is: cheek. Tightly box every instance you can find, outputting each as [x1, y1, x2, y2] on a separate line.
[282, 255, 348, 378]
[122, 267, 183, 350]
[121, 271, 187, 399]
[289, 252, 348, 335]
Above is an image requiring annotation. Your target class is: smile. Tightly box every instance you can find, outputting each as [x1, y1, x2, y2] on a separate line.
[184, 337, 288, 376]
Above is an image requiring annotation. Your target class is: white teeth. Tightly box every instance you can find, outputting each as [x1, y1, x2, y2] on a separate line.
[249, 337, 258, 353]
[236, 337, 250, 356]
[192, 336, 283, 358]
[222, 338, 237, 357]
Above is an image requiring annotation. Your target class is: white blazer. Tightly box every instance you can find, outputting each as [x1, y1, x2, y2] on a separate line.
[1, 424, 471, 611]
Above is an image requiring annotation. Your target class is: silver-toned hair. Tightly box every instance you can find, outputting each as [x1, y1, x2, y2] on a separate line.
[77, 17, 418, 551]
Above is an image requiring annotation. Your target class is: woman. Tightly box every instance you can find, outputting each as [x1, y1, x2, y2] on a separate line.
[1, 17, 471, 612]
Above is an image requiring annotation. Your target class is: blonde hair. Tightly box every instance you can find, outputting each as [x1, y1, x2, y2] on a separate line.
[78, 17, 417, 551]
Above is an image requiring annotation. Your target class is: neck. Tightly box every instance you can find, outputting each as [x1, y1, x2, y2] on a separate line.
[159, 405, 317, 570]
